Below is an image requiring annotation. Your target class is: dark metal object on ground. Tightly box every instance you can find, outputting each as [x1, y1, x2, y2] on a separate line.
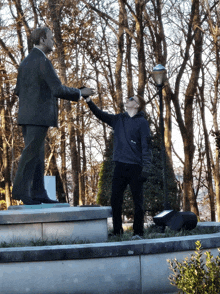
[167, 211, 198, 231]
[153, 210, 177, 227]
[153, 210, 197, 231]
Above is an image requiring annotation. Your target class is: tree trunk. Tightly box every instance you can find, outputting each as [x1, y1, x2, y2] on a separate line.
[69, 120, 79, 206]
[1, 104, 11, 208]
[125, 22, 134, 97]
[80, 103, 86, 205]
[182, 0, 201, 216]
[50, 153, 66, 202]
[0, 64, 11, 208]
[169, 0, 201, 215]
[60, 105, 68, 202]
[115, 0, 124, 113]
[204, 0, 220, 221]
[135, 0, 146, 97]
[48, 0, 81, 203]
[198, 75, 215, 221]
[213, 79, 220, 221]
[76, 103, 82, 205]
[214, 148, 220, 221]
[94, 61, 108, 149]
[163, 87, 172, 165]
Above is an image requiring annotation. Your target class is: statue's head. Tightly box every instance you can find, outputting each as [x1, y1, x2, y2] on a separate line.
[31, 27, 54, 54]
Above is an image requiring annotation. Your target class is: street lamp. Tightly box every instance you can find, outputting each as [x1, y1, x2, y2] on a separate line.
[152, 64, 167, 86]
[152, 64, 169, 209]
[151, 65, 198, 232]
[151, 64, 174, 229]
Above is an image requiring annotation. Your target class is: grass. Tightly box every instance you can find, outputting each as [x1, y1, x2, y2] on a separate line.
[0, 224, 219, 248]
[107, 224, 220, 242]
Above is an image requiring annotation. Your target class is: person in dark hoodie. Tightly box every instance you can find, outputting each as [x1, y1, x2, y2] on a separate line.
[84, 94, 152, 239]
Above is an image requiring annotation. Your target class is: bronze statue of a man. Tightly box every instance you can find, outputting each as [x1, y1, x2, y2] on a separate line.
[12, 27, 94, 205]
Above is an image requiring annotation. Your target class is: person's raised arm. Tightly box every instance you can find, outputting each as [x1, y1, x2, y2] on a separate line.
[84, 96, 117, 127]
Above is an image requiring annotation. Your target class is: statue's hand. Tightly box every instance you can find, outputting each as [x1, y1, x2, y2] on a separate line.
[79, 86, 95, 98]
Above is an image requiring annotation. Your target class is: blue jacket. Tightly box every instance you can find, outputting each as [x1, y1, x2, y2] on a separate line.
[87, 100, 152, 171]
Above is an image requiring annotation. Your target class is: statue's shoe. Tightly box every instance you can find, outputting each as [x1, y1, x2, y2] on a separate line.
[31, 190, 59, 204]
[32, 196, 59, 204]
[12, 194, 42, 205]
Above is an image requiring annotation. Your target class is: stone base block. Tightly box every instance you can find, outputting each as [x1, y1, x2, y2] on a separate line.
[0, 206, 112, 244]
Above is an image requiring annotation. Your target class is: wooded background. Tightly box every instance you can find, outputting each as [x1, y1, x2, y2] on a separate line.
[0, 0, 219, 221]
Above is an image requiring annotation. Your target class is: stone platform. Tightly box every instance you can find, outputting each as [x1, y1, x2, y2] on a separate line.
[0, 222, 220, 293]
[0, 205, 112, 244]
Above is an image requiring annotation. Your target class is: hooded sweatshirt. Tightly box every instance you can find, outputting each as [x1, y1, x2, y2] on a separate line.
[87, 100, 152, 172]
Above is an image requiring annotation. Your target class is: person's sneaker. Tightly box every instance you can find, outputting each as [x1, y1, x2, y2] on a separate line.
[108, 232, 123, 238]
[108, 232, 116, 237]
[131, 234, 143, 240]
[108, 229, 124, 238]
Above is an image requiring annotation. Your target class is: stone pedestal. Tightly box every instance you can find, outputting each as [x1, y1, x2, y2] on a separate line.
[8, 203, 70, 210]
[0, 206, 112, 244]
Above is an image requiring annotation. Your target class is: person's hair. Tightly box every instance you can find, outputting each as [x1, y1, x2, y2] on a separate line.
[136, 94, 146, 113]
[30, 27, 51, 46]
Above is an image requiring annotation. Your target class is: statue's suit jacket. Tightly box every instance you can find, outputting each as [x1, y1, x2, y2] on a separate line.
[15, 47, 80, 127]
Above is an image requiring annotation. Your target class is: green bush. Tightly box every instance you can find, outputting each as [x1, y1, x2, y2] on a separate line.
[168, 240, 220, 294]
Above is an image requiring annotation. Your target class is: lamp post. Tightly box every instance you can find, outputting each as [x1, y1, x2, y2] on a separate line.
[152, 65, 176, 231]
[152, 64, 169, 210]
[152, 66, 198, 232]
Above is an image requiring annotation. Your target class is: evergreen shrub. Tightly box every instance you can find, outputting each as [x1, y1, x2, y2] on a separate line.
[168, 241, 220, 293]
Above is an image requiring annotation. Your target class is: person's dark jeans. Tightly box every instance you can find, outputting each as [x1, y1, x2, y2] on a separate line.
[111, 161, 144, 236]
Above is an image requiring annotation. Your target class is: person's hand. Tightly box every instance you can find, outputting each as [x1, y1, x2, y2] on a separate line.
[79, 87, 95, 98]
[140, 164, 153, 182]
[140, 170, 149, 182]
